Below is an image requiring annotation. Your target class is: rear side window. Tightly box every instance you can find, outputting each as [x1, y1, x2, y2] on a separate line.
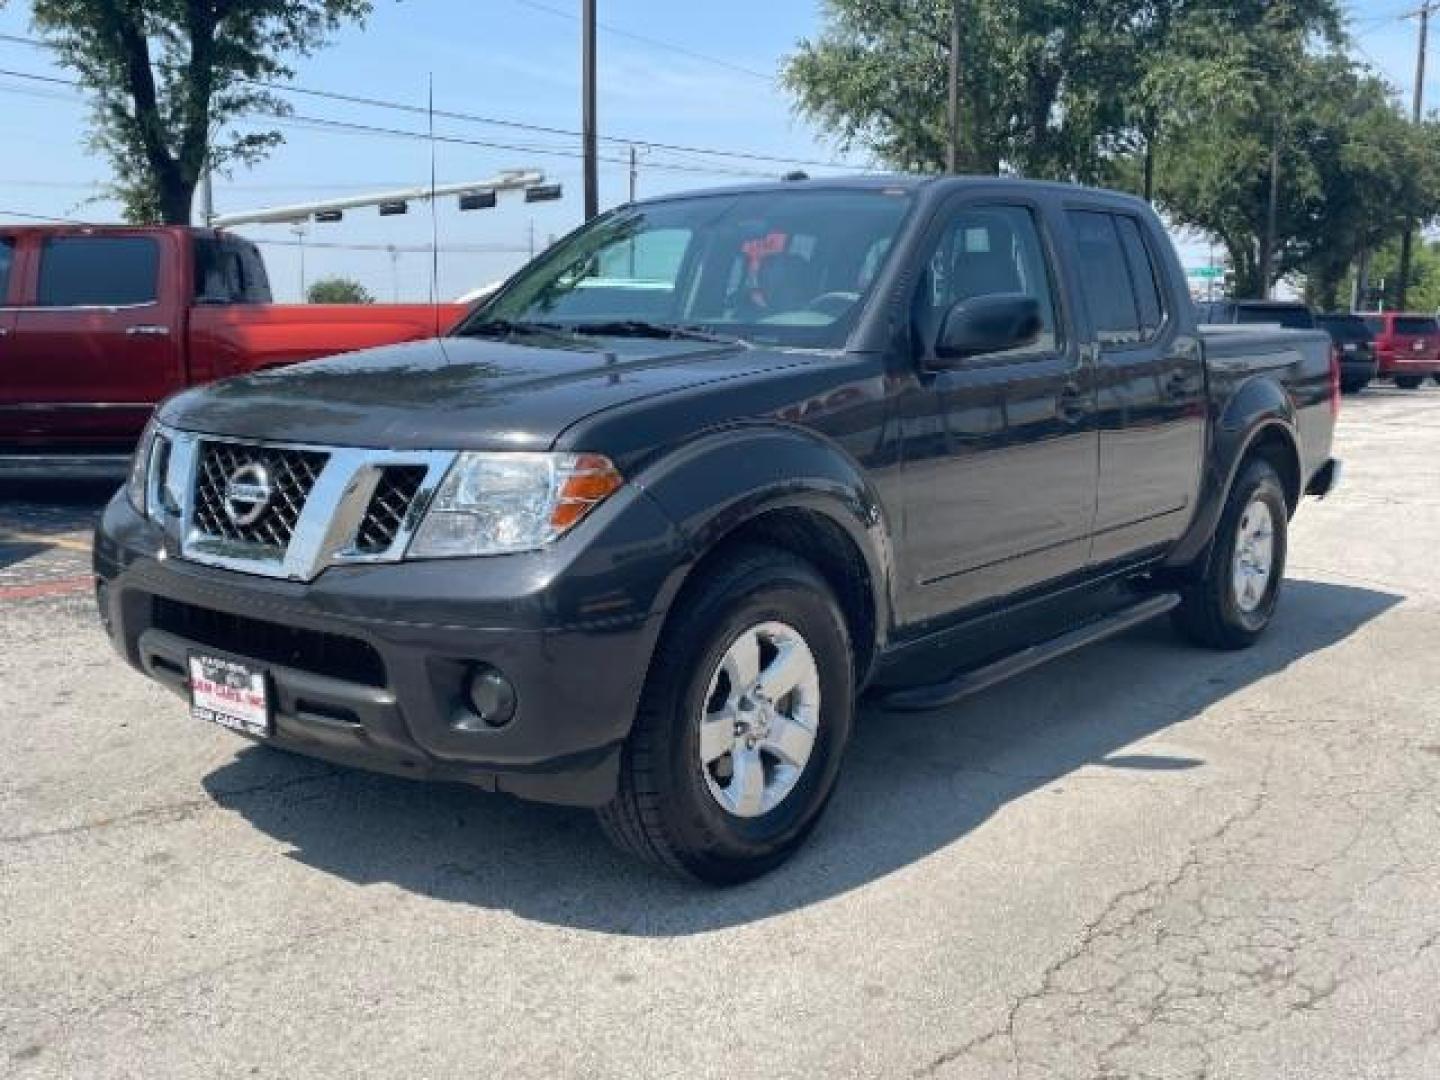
[194, 237, 271, 304]
[1395, 317, 1436, 336]
[37, 236, 158, 306]
[1364, 316, 1385, 335]
[0, 239, 12, 301]
[1114, 216, 1165, 336]
[1067, 211, 1143, 346]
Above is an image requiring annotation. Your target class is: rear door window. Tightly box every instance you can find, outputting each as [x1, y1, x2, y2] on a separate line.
[0, 238, 13, 301]
[1114, 216, 1166, 337]
[1066, 211, 1142, 346]
[37, 236, 159, 306]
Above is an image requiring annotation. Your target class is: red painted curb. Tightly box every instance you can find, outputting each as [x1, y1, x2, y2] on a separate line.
[0, 576, 93, 602]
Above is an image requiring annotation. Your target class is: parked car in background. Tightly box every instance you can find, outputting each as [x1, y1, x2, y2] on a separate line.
[97, 176, 1339, 882]
[1316, 312, 1378, 394]
[1196, 299, 1318, 331]
[1359, 312, 1440, 389]
[0, 225, 469, 475]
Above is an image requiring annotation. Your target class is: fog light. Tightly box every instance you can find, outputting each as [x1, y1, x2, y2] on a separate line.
[461, 665, 517, 730]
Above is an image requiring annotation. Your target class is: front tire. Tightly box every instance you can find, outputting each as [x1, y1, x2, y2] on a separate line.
[598, 546, 854, 884]
[1172, 459, 1289, 650]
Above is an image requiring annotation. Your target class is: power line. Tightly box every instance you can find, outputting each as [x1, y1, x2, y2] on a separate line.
[507, 0, 775, 81]
[0, 66, 781, 180]
[0, 31, 870, 173]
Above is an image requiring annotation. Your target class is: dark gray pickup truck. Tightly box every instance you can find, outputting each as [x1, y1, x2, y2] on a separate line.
[95, 176, 1340, 883]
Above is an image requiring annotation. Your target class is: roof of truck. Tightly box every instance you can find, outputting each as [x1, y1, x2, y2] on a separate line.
[631, 172, 1153, 209]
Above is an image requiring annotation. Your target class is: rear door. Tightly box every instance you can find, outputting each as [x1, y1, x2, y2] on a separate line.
[1064, 209, 1205, 564]
[6, 232, 184, 448]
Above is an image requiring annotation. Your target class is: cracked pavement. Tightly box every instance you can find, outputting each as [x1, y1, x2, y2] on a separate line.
[3, 389, 1439, 1078]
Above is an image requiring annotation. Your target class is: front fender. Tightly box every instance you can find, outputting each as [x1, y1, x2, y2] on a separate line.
[635, 423, 897, 646]
[1166, 375, 1299, 569]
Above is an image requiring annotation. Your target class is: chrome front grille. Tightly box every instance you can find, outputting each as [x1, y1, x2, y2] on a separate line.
[354, 466, 429, 555]
[155, 433, 455, 581]
[192, 441, 328, 555]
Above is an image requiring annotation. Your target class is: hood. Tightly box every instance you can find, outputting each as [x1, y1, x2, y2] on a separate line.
[160, 335, 804, 451]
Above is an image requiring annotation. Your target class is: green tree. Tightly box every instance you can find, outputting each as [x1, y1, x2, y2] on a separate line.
[307, 276, 375, 305]
[15, 1, 371, 224]
[782, 0, 1341, 189]
[1341, 239, 1440, 314]
[784, 0, 1140, 179]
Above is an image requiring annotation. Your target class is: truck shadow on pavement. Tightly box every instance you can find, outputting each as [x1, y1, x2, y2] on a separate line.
[203, 578, 1399, 934]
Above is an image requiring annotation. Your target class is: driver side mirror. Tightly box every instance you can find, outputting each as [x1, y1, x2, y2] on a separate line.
[932, 293, 1043, 367]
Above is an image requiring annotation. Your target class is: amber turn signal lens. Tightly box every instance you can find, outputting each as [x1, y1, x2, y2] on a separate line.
[551, 454, 623, 532]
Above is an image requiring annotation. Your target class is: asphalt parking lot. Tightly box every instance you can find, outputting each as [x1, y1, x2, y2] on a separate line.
[3, 388, 1439, 1080]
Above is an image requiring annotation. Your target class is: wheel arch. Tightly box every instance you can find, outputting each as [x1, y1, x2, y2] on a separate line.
[1166, 386, 1302, 572]
[637, 425, 896, 688]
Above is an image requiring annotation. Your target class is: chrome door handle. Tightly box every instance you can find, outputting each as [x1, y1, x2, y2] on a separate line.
[126, 324, 171, 337]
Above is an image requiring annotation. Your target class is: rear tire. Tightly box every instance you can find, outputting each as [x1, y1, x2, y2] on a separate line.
[1172, 459, 1289, 651]
[598, 546, 854, 884]
[1395, 376, 1424, 389]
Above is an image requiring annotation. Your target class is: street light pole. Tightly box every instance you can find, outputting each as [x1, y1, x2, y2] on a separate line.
[582, 0, 599, 220]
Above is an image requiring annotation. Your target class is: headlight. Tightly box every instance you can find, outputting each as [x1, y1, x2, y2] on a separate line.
[124, 418, 174, 519]
[125, 418, 160, 514]
[408, 452, 623, 558]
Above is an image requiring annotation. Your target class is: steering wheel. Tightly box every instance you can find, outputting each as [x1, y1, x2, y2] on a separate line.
[805, 291, 861, 318]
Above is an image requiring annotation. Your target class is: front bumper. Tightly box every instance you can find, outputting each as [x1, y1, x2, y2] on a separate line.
[93, 488, 686, 807]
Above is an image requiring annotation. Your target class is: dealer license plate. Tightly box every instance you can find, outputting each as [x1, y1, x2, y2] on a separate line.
[189, 654, 272, 737]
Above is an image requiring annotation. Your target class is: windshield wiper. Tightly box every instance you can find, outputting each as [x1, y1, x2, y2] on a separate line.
[457, 318, 572, 339]
[566, 320, 740, 345]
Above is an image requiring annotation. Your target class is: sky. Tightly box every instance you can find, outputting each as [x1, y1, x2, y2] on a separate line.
[0, 1, 1431, 301]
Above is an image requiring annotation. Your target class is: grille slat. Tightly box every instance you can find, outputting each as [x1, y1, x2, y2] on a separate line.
[152, 597, 386, 687]
[354, 466, 428, 555]
[192, 441, 329, 557]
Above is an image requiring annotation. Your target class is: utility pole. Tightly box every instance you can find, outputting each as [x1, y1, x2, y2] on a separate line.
[528, 219, 536, 261]
[387, 244, 399, 302]
[628, 144, 638, 203]
[1260, 123, 1280, 300]
[291, 223, 308, 301]
[582, 0, 599, 220]
[946, 0, 962, 173]
[1398, 2, 1434, 311]
[199, 157, 214, 227]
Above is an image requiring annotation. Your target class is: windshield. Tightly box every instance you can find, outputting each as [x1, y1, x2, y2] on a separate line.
[1235, 305, 1314, 330]
[461, 188, 915, 349]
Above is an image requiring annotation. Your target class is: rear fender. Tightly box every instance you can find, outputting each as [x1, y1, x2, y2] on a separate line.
[1166, 376, 1299, 570]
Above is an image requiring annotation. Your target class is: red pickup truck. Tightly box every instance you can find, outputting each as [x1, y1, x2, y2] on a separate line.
[0, 225, 468, 474]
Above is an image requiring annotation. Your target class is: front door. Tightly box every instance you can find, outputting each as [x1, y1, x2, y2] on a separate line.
[4, 232, 182, 449]
[896, 199, 1098, 625]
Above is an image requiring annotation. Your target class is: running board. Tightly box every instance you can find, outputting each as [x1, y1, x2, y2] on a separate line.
[876, 592, 1181, 713]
